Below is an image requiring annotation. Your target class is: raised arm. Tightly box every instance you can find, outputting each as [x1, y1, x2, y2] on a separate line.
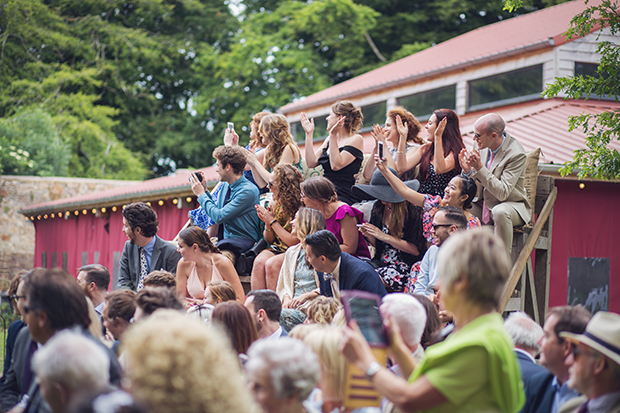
[396, 116, 427, 173]
[432, 117, 455, 174]
[302, 113, 324, 168]
[375, 156, 425, 207]
[245, 149, 270, 188]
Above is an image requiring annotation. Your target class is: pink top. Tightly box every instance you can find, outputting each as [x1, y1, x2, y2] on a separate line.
[186, 257, 224, 300]
[325, 204, 371, 259]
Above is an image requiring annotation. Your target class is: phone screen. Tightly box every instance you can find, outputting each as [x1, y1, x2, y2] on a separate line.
[346, 296, 387, 346]
[377, 141, 384, 159]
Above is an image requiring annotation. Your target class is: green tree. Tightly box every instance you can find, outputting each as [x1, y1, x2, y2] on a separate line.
[505, 0, 620, 180]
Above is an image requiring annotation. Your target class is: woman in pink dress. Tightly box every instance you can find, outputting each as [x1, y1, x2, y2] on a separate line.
[300, 176, 370, 259]
[175, 227, 245, 307]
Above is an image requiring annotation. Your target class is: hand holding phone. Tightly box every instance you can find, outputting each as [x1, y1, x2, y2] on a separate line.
[227, 122, 234, 131]
[377, 141, 384, 160]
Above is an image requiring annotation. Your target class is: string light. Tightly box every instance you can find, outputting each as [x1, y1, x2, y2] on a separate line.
[172, 199, 178, 205]
[66, 211, 70, 217]
[158, 200, 164, 206]
[37, 215, 41, 220]
[74, 211, 79, 216]
[101, 207, 107, 213]
[112, 206, 117, 212]
[186, 197, 192, 203]
[82, 209, 87, 215]
[579, 182, 585, 189]
[51, 213, 55, 218]
[30, 216, 34, 220]
[92, 208, 97, 214]
[146, 201, 152, 206]
[122, 205, 126, 210]
[43, 214, 48, 219]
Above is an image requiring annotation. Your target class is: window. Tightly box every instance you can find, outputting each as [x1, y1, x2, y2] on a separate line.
[397, 85, 456, 120]
[290, 115, 328, 143]
[360, 101, 387, 130]
[468, 64, 543, 111]
[575, 62, 599, 78]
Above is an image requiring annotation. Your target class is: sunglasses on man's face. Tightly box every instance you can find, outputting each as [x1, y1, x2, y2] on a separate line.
[10, 295, 26, 301]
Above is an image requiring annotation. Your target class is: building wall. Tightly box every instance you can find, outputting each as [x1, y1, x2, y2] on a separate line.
[0, 175, 137, 285]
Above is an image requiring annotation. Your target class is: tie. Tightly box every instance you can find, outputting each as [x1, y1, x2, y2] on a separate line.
[22, 340, 38, 393]
[482, 149, 495, 224]
[325, 273, 340, 300]
[577, 402, 588, 413]
[137, 247, 147, 291]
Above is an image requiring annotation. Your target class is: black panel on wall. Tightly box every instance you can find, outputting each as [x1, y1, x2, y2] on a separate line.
[568, 257, 609, 314]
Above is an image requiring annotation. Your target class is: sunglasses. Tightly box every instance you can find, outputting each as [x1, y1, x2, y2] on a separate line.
[431, 224, 453, 231]
[267, 181, 275, 189]
[10, 294, 26, 301]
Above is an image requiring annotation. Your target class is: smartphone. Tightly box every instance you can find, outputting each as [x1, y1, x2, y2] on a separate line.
[227, 122, 234, 131]
[341, 291, 387, 347]
[377, 141, 384, 160]
[188, 172, 203, 183]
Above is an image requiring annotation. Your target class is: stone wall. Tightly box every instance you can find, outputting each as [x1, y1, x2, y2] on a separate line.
[0, 175, 137, 287]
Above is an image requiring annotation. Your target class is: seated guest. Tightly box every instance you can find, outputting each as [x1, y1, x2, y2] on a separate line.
[277, 207, 326, 329]
[32, 331, 110, 413]
[122, 310, 254, 413]
[211, 301, 258, 359]
[375, 158, 480, 244]
[246, 338, 321, 413]
[190, 145, 260, 264]
[304, 230, 387, 299]
[143, 270, 176, 289]
[559, 311, 620, 413]
[504, 312, 546, 381]
[301, 177, 370, 259]
[353, 168, 427, 292]
[341, 229, 524, 413]
[412, 206, 467, 296]
[245, 290, 287, 339]
[459, 113, 531, 253]
[302, 100, 365, 205]
[133, 287, 183, 322]
[117, 202, 181, 291]
[102, 290, 136, 353]
[305, 296, 341, 325]
[521, 305, 591, 413]
[413, 294, 442, 349]
[252, 164, 303, 291]
[381, 294, 427, 364]
[0, 273, 27, 393]
[175, 226, 245, 306]
[204, 281, 237, 306]
[76, 264, 110, 319]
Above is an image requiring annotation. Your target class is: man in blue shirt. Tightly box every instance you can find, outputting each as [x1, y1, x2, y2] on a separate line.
[305, 230, 387, 298]
[191, 145, 260, 263]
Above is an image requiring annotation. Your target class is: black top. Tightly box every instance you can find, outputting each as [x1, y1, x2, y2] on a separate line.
[418, 163, 457, 197]
[318, 143, 363, 205]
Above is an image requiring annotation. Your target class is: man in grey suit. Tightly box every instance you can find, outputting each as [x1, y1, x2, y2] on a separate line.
[117, 202, 181, 291]
[460, 113, 531, 253]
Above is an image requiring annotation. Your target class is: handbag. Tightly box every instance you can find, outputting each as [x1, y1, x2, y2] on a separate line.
[235, 238, 269, 277]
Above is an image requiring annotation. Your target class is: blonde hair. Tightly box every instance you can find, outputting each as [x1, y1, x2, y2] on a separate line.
[288, 323, 323, 341]
[260, 114, 301, 171]
[305, 296, 341, 324]
[295, 207, 326, 244]
[303, 326, 346, 399]
[122, 310, 253, 413]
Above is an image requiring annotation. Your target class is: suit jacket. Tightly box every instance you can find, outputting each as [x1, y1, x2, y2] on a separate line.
[472, 132, 531, 223]
[317, 253, 387, 298]
[520, 370, 555, 413]
[117, 235, 182, 290]
[0, 328, 33, 412]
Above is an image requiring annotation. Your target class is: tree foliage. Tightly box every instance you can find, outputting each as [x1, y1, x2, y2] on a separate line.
[538, 0, 620, 180]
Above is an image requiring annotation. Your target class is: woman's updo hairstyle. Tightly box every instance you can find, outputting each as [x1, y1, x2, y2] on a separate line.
[301, 177, 338, 204]
[387, 106, 423, 145]
[331, 100, 363, 134]
[457, 175, 478, 210]
[179, 227, 220, 254]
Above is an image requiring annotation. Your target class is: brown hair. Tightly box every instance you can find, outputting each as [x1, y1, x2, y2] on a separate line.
[212, 145, 247, 175]
[388, 106, 423, 145]
[143, 270, 176, 289]
[123, 203, 159, 238]
[419, 109, 465, 180]
[249, 111, 270, 151]
[8, 270, 25, 300]
[331, 101, 363, 134]
[179, 227, 220, 254]
[105, 289, 136, 323]
[301, 176, 338, 204]
[295, 207, 326, 244]
[260, 114, 301, 172]
[413, 294, 442, 349]
[136, 287, 183, 316]
[273, 164, 303, 222]
[77, 264, 110, 290]
[306, 296, 341, 324]
[211, 301, 258, 355]
[548, 305, 592, 343]
[207, 281, 236, 303]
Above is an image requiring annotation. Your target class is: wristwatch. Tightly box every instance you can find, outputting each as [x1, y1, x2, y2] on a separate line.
[365, 361, 382, 380]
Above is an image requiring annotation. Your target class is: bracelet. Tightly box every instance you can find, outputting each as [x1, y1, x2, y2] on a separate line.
[396, 150, 406, 154]
[365, 362, 382, 380]
[265, 228, 273, 232]
[270, 219, 278, 227]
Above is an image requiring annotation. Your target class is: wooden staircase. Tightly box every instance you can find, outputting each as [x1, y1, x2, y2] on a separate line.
[500, 175, 557, 323]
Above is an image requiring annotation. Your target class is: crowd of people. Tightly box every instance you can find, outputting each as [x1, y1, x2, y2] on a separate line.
[2, 100, 619, 413]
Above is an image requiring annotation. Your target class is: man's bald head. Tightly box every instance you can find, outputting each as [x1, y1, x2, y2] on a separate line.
[475, 113, 505, 136]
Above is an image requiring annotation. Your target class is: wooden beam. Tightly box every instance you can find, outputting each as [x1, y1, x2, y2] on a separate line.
[500, 186, 557, 312]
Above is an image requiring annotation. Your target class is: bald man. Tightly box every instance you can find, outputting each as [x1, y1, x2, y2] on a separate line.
[459, 113, 531, 253]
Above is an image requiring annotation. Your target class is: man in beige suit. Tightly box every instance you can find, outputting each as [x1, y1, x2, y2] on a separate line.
[460, 113, 531, 253]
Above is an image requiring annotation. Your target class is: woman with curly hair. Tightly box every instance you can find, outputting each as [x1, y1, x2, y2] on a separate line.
[252, 164, 304, 291]
[395, 108, 465, 196]
[175, 226, 245, 306]
[363, 106, 424, 182]
[244, 113, 302, 189]
[302, 100, 365, 205]
[122, 310, 254, 413]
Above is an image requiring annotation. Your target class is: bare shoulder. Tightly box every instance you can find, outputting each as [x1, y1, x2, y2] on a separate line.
[213, 253, 234, 269]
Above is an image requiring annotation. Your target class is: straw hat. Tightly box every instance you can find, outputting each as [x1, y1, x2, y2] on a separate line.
[560, 311, 620, 366]
[352, 168, 420, 204]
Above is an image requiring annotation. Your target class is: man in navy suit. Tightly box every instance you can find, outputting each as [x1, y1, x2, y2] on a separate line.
[305, 230, 387, 299]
